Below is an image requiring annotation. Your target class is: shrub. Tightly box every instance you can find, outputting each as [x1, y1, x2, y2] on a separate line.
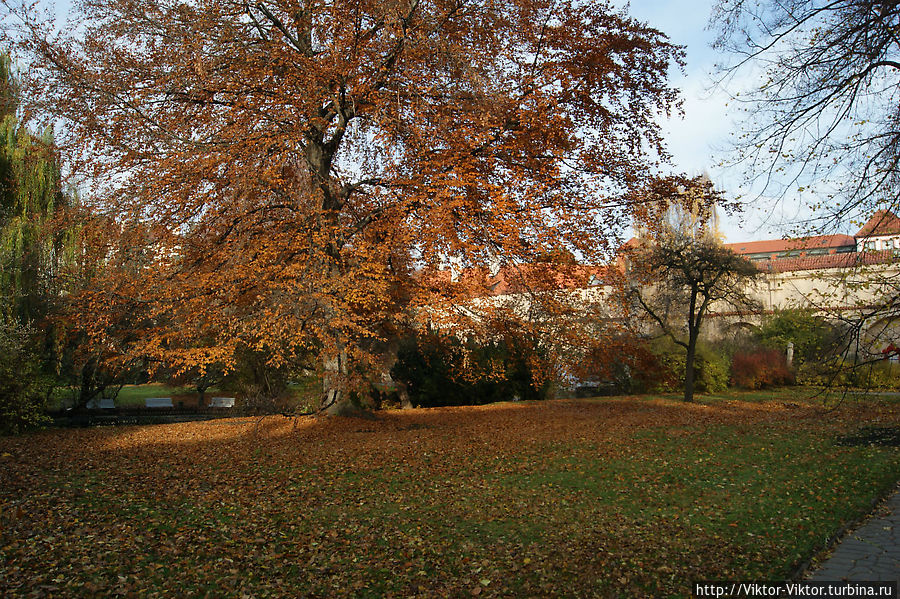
[697, 348, 731, 393]
[647, 341, 686, 393]
[795, 357, 848, 386]
[730, 348, 795, 389]
[0, 321, 50, 434]
[577, 336, 664, 395]
[391, 330, 550, 408]
[757, 309, 842, 369]
[648, 339, 729, 394]
[222, 345, 293, 409]
[848, 360, 900, 390]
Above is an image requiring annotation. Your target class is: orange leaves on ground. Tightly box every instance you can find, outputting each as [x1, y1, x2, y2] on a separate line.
[2, 395, 899, 596]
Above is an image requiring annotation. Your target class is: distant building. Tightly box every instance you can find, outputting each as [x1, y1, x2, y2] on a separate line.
[693, 211, 900, 357]
[442, 211, 900, 358]
[716, 212, 900, 316]
[726, 234, 856, 264]
[726, 210, 900, 271]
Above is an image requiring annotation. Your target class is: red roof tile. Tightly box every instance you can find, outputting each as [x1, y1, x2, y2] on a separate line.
[758, 250, 896, 273]
[725, 234, 855, 255]
[855, 210, 900, 238]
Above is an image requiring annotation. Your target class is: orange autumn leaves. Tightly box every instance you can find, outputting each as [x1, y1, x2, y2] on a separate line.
[1, 396, 898, 596]
[6, 0, 684, 400]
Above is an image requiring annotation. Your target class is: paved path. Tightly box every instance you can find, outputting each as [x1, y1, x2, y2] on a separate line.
[806, 486, 900, 582]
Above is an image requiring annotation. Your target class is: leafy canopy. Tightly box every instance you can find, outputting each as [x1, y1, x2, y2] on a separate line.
[4, 0, 684, 399]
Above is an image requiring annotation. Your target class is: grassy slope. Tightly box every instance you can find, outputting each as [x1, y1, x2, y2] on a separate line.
[114, 384, 200, 407]
[51, 378, 321, 410]
[1, 392, 898, 597]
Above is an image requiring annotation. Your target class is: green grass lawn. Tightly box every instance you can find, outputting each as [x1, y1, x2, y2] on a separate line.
[701, 385, 900, 405]
[49, 383, 204, 409]
[51, 378, 323, 410]
[114, 383, 203, 407]
[2, 392, 898, 597]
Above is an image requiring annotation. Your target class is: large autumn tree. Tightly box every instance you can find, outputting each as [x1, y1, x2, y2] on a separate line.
[3, 0, 683, 411]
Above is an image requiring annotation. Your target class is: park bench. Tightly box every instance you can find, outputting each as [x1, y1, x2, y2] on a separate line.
[145, 397, 174, 408]
[209, 397, 235, 408]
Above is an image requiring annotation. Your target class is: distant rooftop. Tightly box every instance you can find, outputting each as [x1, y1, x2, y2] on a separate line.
[722, 210, 900, 273]
[756, 250, 894, 273]
[725, 234, 855, 257]
[855, 210, 900, 238]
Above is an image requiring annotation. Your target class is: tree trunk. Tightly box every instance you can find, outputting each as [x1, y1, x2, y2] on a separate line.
[77, 356, 100, 410]
[322, 349, 351, 415]
[684, 332, 697, 403]
[381, 339, 412, 409]
[683, 287, 701, 403]
[396, 380, 413, 409]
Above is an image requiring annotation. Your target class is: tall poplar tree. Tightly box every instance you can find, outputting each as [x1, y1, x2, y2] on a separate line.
[0, 51, 75, 431]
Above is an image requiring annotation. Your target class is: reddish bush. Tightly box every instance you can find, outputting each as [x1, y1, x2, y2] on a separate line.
[731, 349, 795, 389]
[577, 336, 667, 394]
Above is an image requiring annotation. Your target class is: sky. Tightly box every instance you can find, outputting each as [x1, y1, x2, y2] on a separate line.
[34, 0, 784, 243]
[625, 0, 776, 243]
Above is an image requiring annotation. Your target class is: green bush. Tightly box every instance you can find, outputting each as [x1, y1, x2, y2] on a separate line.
[698, 348, 730, 392]
[391, 330, 550, 408]
[648, 341, 685, 393]
[757, 309, 842, 369]
[648, 338, 729, 394]
[848, 360, 900, 390]
[0, 321, 50, 434]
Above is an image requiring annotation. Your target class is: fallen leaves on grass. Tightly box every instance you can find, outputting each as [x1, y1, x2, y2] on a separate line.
[0, 396, 898, 597]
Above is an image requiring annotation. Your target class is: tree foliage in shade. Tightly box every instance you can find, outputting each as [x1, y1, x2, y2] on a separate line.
[4, 0, 684, 411]
[625, 176, 760, 402]
[391, 326, 549, 408]
[711, 0, 900, 228]
[0, 319, 49, 434]
[0, 51, 107, 414]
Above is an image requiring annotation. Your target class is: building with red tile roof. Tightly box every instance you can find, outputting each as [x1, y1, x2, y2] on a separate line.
[854, 209, 900, 238]
[722, 211, 900, 273]
[725, 235, 856, 263]
[450, 211, 900, 327]
[433, 211, 900, 367]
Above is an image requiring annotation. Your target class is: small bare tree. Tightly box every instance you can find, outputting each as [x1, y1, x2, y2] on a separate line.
[626, 176, 760, 402]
